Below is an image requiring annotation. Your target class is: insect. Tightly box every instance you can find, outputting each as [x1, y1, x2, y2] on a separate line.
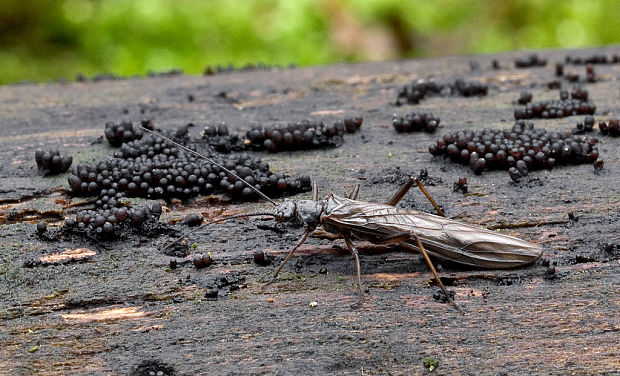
[141, 127, 543, 311]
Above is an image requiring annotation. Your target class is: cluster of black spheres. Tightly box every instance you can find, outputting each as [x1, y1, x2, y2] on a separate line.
[104, 121, 145, 147]
[75, 69, 182, 84]
[565, 54, 620, 65]
[567, 86, 589, 101]
[63, 121, 315, 238]
[202, 117, 362, 153]
[451, 79, 489, 97]
[514, 54, 547, 68]
[560, 65, 598, 83]
[599, 119, 620, 137]
[396, 79, 488, 105]
[245, 118, 362, 152]
[65, 202, 162, 237]
[200, 123, 240, 152]
[573, 116, 596, 134]
[392, 112, 440, 133]
[129, 359, 176, 376]
[429, 120, 600, 181]
[112, 133, 182, 160]
[68, 133, 311, 202]
[396, 79, 443, 105]
[203, 62, 292, 76]
[514, 86, 595, 120]
[35, 149, 73, 175]
[518, 92, 533, 105]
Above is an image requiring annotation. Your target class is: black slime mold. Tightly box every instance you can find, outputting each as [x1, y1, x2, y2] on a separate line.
[104, 120, 144, 147]
[565, 54, 620, 65]
[572, 115, 596, 134]
[514, 54, 547, 68]
[599, 118, 620, 137]
[129, 359, 176, 376]
[429, 120, 599, 178]
[69, 122, 311, 202]
[35, 149, 73, 175]
[514, 86, 595, 120]
[453, 177, 468, 193]
[66, 203, 163, 240]
[64, 121, 314, 239]
[392, 112, 440, 133]
[203, 62, 294, 76]
[396, 78, 488, 105]
[202, 117, 362, 153]
[518, 92, 533, 105]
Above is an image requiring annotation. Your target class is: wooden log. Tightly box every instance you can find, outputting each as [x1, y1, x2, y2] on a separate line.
[1, 46, 619, 375]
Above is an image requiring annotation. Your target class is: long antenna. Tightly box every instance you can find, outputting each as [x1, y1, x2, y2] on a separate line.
[140, 126, 278, 206]
[163, 211, 275, 252]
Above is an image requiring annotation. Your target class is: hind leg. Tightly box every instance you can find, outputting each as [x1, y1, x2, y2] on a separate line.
[385, 176, 445, 217]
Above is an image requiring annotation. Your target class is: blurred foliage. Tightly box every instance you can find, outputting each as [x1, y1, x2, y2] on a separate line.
[0, 0, 618, 84]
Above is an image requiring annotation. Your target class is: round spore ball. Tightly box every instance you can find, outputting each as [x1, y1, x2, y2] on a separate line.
[472, 158, 486, 175]
[151, 202, 162, 218]
[277, 179, 287, 191]
[36, 221, 47, 234]
[583, 116, 595, 132]
[182, 213, 203, 227]
[201, 253, 212, 267]
[103, 222, 114, 233]
[193, 255, 205, 268]
[518, 92, 533, 105]
[515, 160, 529, 176]
[253, 249, 267, 265]
[115, 207, 129, 222]
[343, 117, 363, 132]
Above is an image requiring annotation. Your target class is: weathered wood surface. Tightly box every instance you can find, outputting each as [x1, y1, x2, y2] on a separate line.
[1, 47, 619, 375]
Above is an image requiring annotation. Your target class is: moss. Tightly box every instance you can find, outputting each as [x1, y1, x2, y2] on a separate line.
[422, 357, 440, 372]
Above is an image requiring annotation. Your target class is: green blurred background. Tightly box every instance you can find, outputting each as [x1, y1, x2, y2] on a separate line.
[1, 0, 619, 84]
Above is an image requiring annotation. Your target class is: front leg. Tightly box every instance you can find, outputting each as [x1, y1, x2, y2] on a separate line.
[264, 227, 314, 286]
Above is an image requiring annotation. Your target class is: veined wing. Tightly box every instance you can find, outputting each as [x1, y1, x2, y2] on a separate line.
[324, 195, 542, 268]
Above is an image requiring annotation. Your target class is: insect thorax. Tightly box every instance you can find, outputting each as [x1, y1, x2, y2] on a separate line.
[295, 200, 324, 228]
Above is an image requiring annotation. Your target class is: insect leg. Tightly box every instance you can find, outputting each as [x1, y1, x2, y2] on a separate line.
[385, 176, 445, 217]
[412, 235, 462, 313]
[312, 182, 319, 201]
[385, 177, 416, 206]
[264, 227, 314, 286]
[413, 178, 445, 217]
[342, 236, 363, 306]
[375, 231, 462, 313]
[347, 183, 361, 200]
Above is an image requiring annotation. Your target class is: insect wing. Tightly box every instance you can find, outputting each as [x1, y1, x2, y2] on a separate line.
[324, 195, 542, 268]
[404, 213, 543, 268]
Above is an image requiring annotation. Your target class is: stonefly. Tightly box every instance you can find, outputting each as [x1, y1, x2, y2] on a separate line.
[142, 126, 542, 312]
